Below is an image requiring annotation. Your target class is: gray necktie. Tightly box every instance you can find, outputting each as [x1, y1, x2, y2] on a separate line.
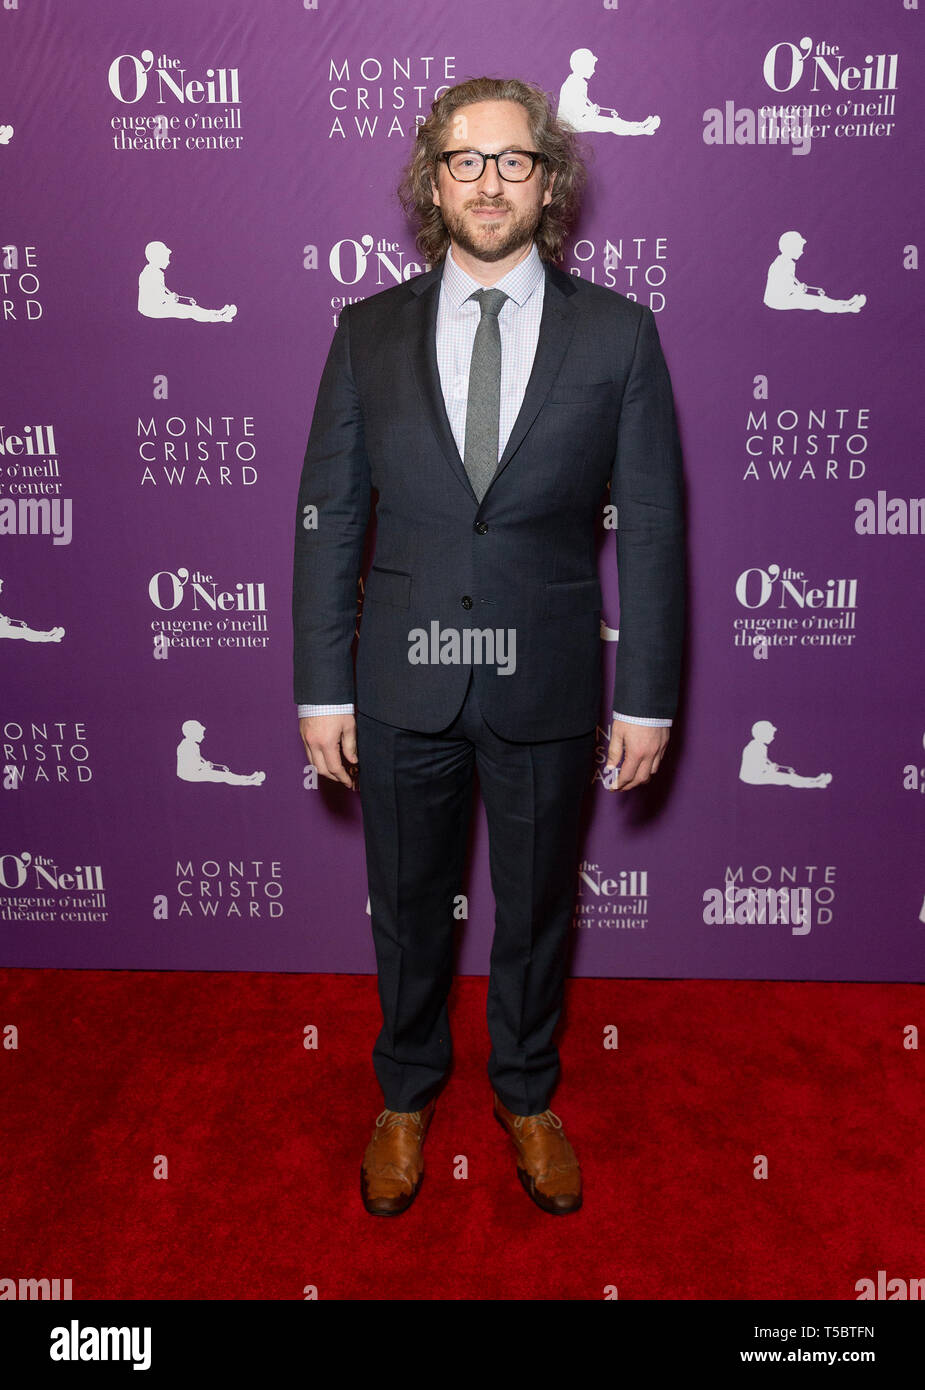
[463, 288, 508, 502]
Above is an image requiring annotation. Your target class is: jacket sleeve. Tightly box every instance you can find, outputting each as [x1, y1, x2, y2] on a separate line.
[292, 306, 371, 705]
[610, 305, 686, 719]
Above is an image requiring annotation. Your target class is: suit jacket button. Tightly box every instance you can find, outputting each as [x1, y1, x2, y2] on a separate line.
[461, 595, 473, 610]
[475, 521, 488, 534]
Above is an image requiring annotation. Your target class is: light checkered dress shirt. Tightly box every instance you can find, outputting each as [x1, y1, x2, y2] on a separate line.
[298, 242, 670, 730]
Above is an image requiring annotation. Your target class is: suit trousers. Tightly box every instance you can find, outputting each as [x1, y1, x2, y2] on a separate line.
[356, 671, 597, 1116]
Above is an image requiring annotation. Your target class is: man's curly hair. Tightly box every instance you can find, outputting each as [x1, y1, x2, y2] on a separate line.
[398, 76, 588, 265]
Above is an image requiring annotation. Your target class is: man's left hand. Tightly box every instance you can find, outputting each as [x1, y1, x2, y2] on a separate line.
[605, 720, 669, 791]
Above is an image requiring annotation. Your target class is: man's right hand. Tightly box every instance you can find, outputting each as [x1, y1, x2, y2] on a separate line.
[299, 713, 358, 789]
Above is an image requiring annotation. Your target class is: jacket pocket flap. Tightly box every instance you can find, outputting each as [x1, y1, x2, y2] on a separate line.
[365, 565, 411, 609]
[544, 577, 602, 616]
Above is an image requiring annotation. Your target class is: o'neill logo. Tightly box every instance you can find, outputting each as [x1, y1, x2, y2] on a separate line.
[149, 568, 266, 615]
[108, 51, 240, 105]
[0, 421, 70, 545]
[149, 568, 268, 657]
[0, 851, 107, 924]
[323, 234, 432, 326]
[733, 564, 858, 655]
[574, 860, 649, 931]
[736, 564, 857, 612]
[0, 423, 57, 462]
[108, 50, 243, 153]
[763, 39, 897, 94]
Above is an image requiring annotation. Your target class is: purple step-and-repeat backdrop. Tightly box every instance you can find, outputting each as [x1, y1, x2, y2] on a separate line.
[1, 1, 921, 980]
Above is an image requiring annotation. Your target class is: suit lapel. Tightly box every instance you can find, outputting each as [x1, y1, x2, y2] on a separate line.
[404, 258, 580, 504]
[404, 267, 474, 501]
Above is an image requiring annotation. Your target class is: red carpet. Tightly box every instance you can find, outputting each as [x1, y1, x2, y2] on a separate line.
[1, 970, 921, 1300]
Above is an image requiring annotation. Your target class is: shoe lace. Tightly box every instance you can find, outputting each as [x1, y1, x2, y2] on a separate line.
[513, 1108, 563, 1133]
[510, 1109, 577, 1183]
[375, 1108, 424, 1133]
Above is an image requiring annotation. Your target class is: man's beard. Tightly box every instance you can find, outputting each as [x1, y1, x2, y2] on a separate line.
[440, 194, 545, 263]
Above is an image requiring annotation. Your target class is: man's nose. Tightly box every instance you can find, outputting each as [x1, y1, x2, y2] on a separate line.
[476, 158, 503, 195]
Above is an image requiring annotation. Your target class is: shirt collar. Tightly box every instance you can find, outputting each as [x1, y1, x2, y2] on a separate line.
[442, 241, 545, 310]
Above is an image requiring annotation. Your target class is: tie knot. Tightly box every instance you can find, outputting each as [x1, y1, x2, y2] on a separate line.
[471, 287, 508, 319]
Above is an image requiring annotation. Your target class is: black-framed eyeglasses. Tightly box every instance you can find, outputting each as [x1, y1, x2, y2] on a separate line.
[437, 149, 549, 183]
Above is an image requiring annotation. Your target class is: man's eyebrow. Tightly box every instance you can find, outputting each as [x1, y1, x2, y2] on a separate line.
[441, 145, 525, 152]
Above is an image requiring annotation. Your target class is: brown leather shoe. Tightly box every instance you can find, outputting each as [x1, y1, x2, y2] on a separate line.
[360, 1099, 436, 1215]
[493, 1093, 582, 1215]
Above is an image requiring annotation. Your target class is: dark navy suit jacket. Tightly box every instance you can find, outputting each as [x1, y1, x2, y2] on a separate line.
[292, 258, 685, 742]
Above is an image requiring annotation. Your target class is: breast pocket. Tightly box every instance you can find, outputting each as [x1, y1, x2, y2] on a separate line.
[364, 565, 412, 609]
[546, 381, 613, 405]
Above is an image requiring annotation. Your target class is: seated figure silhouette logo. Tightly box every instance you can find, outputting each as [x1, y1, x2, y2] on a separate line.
[763, 232, 866, 313]
[557, 48, 659, 136]
[739, 720, 832, 789]
[0, 578, 64, 642]
[138, 241, 237, 322]
[176, 719, 265, 785]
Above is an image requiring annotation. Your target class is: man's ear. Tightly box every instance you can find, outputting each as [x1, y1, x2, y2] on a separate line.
[430, 168, 441, 208]
[542, 168, 557, 208]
